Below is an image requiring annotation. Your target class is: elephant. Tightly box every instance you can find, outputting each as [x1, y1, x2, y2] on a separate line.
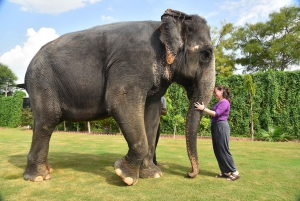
[21, 8, 215, 186]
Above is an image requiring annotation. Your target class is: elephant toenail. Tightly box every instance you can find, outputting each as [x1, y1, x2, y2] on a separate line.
[45, 174, 51, 180]
[34, 176, 44, 182]
[115, 168, 122, 176]
[124, 177, 134, 185]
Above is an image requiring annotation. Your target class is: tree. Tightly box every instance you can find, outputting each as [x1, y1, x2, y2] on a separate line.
[234, 5, 300, 73]
[199, 117, 210, 138]
[172, 114, 184, 137]
[211, 22, 237, 77]
[243, 74, 256, 140]
[161, 84, 188, 135]
[0, 63, 18, 96]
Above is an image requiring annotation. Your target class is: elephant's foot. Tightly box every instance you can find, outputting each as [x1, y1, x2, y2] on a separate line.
[139, 163, 162, 178]
[46, 162, 54, 173]
[24, 173, 51, 182]
[24, 163, 53, 182]
[24, 171, 51, 182]
[114, 158, 139, 186]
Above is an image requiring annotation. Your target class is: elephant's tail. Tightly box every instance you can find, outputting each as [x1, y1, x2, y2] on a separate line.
[17, 83, 26, 89]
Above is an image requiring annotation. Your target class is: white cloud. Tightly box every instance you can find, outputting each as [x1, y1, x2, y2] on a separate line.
[9, 0, 102, 14]
[0, 28, 59, 83]
[219, 0, 293, 25]
[107, 7, 114, 11]
[203, 11, 219, 19]
[101, 15, 114, 21]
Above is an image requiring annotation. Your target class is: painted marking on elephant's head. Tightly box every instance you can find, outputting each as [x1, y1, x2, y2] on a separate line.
[189, 45, 200, 52]
[164, 40, 180, 65]
[166, 49, 175, 64]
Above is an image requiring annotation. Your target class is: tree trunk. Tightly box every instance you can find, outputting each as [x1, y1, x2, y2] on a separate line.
[88, 121, 91, 133]
[63, 121, 66, 131]
[5, 82, 8, 97]
[173, 125, 177, 138]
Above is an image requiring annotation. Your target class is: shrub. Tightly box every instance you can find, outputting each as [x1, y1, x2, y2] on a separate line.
[258, 124, 294, 142]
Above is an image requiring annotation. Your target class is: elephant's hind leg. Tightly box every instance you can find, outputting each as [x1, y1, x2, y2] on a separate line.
[24, 130, 53, 181]
[24, 118, 58, 182]
[139, 162, 162, 178]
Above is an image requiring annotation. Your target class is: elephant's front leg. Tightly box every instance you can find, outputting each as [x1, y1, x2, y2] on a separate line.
[139, 99, 162, 178]
[113, 115, 148, 185]
[109, 92, 150, 185]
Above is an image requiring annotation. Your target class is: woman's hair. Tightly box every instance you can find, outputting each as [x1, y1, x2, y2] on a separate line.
[215, 85, 230, 102]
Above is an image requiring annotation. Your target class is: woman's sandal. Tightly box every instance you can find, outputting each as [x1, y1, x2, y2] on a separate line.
[226, 174, 240, 181]
[215, 173, 229, 178]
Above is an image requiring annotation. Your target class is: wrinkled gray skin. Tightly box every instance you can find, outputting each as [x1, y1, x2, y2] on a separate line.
[23, 9, 215, 185]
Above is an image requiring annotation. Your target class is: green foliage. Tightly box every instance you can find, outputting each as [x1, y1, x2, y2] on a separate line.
[0, 63, 18, 95]
[211, 6, 300, 74]
[259, 124, 293, 142]
[211, 22, 237, 77]
[59, 70, 298, 138]
[199, 117, 211, 137]
[217, 70, 300, 138]
[172, 114, 185, 135]
[98, 117, 120, 132]
[20, 107, 33, 128]
[161, 83, 188, 135]
[56, 118, 120, 133]
[0, 90, 26, 127]
[243, 74, 256, 140]
[173, 114, 184, 126]
[233, 5, 300, 72]
[243, 74, 256, 98]
[4, 71, 299, 139]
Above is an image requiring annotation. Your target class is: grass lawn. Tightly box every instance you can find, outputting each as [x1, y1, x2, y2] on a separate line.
[0, 128, 299, 201]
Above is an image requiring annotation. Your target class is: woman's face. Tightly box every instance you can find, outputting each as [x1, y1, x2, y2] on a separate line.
[213, 88, 223, 100]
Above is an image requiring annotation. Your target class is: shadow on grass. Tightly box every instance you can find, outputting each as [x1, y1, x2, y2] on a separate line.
[8, 152, 128, 186]
[8, 152, 214, 186]
[160, 162, 215, 178]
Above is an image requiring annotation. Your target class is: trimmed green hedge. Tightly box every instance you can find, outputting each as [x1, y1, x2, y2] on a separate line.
[0, 91, 26, 127]
[2, 70, 299, 139]
[216, 70, 300, 137]
[161, 70, 300, 138]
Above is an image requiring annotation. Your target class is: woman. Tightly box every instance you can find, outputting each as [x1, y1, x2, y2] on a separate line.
[194, 85, 240, 181]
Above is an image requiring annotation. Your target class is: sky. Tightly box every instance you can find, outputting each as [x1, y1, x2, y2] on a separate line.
[0, 0, 299, 84]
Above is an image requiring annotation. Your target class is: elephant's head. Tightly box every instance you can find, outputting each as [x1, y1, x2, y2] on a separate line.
[160, 9, 215, 178]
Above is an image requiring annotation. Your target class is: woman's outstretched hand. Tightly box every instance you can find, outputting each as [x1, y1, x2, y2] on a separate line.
[194, 102, 205, 111]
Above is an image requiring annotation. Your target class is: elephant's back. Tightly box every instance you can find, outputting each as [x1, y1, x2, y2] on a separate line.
[24, 20, 162, 119]
[86, 20, 161, 35]
[26, 20, 161, 75]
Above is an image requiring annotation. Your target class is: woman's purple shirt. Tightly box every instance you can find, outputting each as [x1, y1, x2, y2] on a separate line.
[211, 99, 230, 122]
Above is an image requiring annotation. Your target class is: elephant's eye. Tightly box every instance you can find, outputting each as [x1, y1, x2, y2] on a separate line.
[200, 50, 212, 61]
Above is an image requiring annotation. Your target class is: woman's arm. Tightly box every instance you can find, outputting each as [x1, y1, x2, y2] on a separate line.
[194, 102, 216, 117]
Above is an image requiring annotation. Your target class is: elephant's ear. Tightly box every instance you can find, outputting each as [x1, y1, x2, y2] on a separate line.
[160, 9, 191, 64]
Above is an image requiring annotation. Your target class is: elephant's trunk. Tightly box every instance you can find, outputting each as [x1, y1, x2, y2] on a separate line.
[185, 98, 201, 178]
[185, 58, 215, 178]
